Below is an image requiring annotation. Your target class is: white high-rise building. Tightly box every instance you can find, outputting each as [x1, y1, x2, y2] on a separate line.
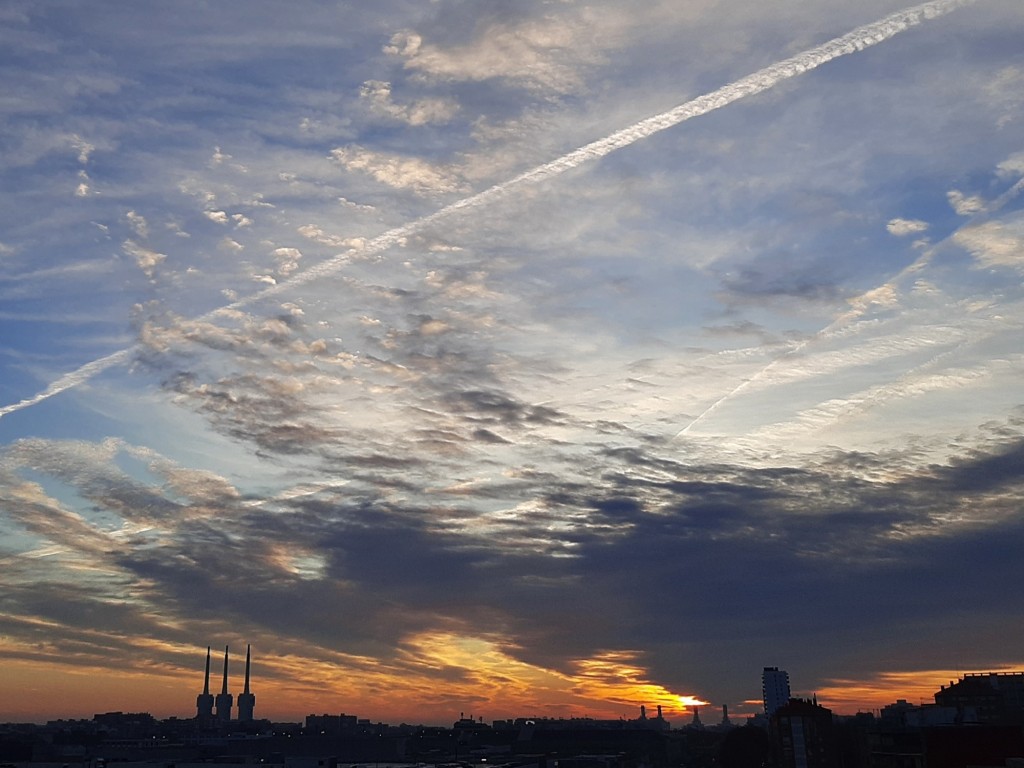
[762, 666, 791, 717]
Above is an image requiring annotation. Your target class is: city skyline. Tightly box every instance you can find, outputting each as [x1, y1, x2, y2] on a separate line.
[4, 649, 1017, 728]
[2, 0, 1024, 726]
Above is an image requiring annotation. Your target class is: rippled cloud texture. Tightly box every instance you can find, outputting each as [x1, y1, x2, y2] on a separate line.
[1, 0, 1023, 724]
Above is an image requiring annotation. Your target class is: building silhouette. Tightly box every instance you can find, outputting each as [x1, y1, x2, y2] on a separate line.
[762, 667, 791, 718]
[25, 659, 1024, 768]
[864, 676, 1024, 768]
[195, 646, 215, 725]
[720, 704, 732, 728]
[237, 644, 256, 722]
[771, 698, 836, 768]
[935, 671, 1024, 724]
[215, 646, 233, 724]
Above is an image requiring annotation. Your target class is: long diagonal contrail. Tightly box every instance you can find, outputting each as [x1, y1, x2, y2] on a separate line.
[0, 0, 979, 420]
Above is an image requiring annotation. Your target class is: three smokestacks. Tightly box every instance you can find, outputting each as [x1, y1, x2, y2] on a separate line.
[197, 644, 255, 723]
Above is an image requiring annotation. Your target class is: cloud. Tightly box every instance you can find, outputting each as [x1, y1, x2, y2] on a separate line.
[1, 0, 984, 423]
[3, 0, 1023, 721]
[998, 151, 1024, 177]
[887, 217, 929, 236]
[204, 210, 230, 224]
[947, 188, 986, 215]
[746, 357, 1015, 445]
[384, 16, 591, 94]
[331, 146, 468, 196]
[272, 246, 302, 276]
[359, 80, 458, 126]
[720, 265, 840, 304]
[3, 406, 1024, 716]
[954, 219, 1024, 270]
[122, 239, 166, 278]
[297, 224, 366, 250]
[444, 389, 564, 429]
[126, 210, 149, 238]
[69, 134, 95, 164]
[984, 66, 1024, 128]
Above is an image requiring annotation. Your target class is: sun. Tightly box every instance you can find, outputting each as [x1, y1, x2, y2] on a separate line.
[679, 695, 710, 708]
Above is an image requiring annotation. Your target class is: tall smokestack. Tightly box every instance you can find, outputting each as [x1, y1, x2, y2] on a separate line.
[244, 644, 251, 694]
[203, 646, 211, 694]
[221, 645, 229, 695]
[196, 646, 214, 722]
[215, 645, 233, 723]
[237, 644, 256, 723]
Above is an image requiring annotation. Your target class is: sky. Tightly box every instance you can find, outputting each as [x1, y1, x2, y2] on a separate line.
[1, 0, 1023, 726]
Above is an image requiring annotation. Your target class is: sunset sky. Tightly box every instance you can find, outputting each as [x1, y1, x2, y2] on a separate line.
[2, 0, 1024, 726]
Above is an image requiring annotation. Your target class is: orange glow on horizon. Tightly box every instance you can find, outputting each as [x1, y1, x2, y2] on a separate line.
[816, 665, 1024, 714]
[0, 631, 710, 725]
[7, 623, 1020, 727]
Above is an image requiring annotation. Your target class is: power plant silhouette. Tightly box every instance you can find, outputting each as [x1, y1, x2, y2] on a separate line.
[196, 644, 255, 725]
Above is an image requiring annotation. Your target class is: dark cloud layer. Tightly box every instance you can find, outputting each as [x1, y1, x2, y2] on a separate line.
[3, 416, 1024, 712]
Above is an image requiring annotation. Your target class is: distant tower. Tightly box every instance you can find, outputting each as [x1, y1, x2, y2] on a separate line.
[691, 706, 703, 729]
[763, 667, 792, 718]
[215, 645, 233, 723]
[196, 646, 215, 722]
[237, 644, 256, 722]
[721, 704, 732, 728]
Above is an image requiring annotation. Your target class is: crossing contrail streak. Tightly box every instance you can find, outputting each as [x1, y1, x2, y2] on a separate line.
[675, 169, 1024, 439]
[0, 0, 978, 420]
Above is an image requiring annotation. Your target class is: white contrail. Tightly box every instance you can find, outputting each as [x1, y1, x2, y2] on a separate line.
[0, 348, 134, 420]
[0, 0, 978, 420]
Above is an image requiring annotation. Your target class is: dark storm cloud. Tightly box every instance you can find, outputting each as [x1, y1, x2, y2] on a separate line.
[941, 434, 1024, 492]
[100, 492, 521, 659]
[3, 415, 1024, 704]
[441, 434, 1018, 653]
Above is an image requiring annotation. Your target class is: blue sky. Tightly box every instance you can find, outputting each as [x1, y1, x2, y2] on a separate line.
[1, 0, 1023, 723]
